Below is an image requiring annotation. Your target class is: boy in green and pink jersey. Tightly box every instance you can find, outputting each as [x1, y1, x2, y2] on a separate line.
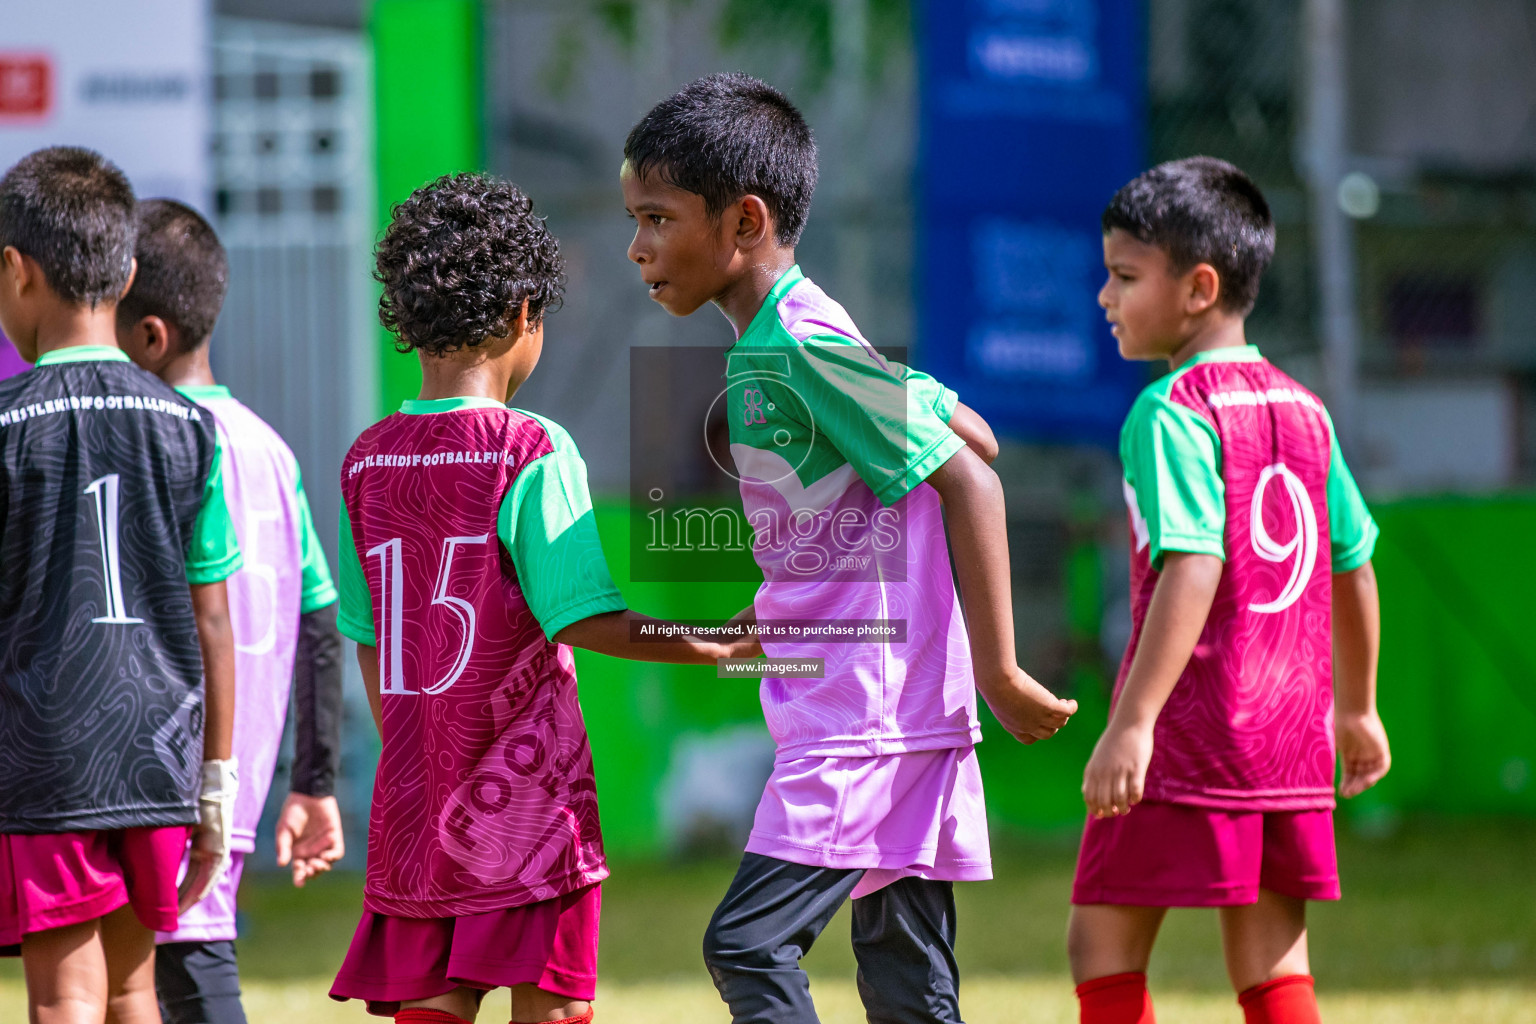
[621, 73, 1077, 1023]
[1069, 157, 1390, 1024]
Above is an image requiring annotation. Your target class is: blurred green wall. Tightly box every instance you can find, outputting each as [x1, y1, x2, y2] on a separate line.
[1359, 497, 1536, 818]
[370, 0, 484, 417]
[575, 504, 761, 856]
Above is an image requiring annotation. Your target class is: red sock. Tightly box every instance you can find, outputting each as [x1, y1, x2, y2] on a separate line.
[395, 1010, 470, 1024]
[1076, 972, 1154, 1024]
[1238, 975, 1321, 1024]
[517, 1010, 593, 1024]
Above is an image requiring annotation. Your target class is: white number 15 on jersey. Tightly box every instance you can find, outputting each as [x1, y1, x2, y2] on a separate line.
[368, 534, 488, 696]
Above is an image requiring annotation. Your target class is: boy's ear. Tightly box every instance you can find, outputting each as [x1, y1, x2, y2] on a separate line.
[126, 315, 175, 368]
[1185, 263, 1222, 316]
[1, 246, 33, 291]
[509, 298, 530, 341]
[734, 195, 774, 251]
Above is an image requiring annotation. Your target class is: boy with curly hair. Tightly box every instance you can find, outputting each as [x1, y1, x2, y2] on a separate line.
[327, 173, 757, 1024]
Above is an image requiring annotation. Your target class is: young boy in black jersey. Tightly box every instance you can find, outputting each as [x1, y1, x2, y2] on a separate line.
[0, 147, 242, 1024]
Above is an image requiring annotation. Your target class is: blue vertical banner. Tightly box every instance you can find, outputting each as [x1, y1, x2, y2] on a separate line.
[918, 0, 1147, 446]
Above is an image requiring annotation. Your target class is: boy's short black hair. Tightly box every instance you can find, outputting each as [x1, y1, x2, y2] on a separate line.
[376, 173, 565, 356]
[1102, 156, 1275, 315]
[624, 72, 817, 246]
[117, 199, 228, 350]
[0, 146, 136, 306]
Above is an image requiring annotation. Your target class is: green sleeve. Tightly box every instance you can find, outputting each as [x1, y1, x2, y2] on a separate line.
[336, 504, 375, 645]
[1325, 416, 1379, 572]
[293, 469, 339, 613]
[499, 415, 627, 641]
[780, 335, 965, 506]
[1122, 392, 1227, 570]
[185, 432, 244, 584]
[891, 359, 959, 423]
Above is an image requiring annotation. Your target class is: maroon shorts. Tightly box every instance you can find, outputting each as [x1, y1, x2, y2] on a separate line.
[330, 882, 601, 1016]
[1072, 801, 1340, 907]
[0, 826, 191, 953]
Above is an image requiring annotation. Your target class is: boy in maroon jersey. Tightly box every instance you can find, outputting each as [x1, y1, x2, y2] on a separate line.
[328, 174, 756, 1024]
[1068, 157, 1391, 1024]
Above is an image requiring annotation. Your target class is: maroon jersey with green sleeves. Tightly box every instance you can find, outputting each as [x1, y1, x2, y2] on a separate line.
[339, 401, 621, 917]
[1119, 347, 1377, 811]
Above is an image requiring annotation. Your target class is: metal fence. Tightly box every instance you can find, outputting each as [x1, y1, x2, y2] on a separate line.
[210, 17, 379, 863]
[1152, 0, 1536, 494]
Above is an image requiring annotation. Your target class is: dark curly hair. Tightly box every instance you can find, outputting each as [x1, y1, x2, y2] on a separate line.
[375, 173, 565, 355]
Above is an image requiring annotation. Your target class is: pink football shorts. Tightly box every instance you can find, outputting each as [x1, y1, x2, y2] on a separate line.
[330, 882, 601, 1016]
[1072, 800, 1340, 907]
[0, 826, 191, 952]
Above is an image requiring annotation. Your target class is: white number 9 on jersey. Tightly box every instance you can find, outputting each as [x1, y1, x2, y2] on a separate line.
[1247, 463, 1318, 614]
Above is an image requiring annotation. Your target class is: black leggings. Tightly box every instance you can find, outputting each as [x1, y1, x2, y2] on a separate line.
[156, 940, 248, 1024]
[703, 853, 963, 1024]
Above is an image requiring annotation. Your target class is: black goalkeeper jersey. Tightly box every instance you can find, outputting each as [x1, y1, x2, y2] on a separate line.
[0, 347, 237, 833]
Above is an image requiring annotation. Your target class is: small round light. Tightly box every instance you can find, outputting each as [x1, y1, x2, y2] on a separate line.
[1337, 172, 1380, 219]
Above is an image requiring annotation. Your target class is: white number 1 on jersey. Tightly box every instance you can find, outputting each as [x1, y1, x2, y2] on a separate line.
[84, 473, 144, 624]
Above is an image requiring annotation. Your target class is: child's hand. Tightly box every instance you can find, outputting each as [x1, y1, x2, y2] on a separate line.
[721, 635, 764, 660]
[1082, 722, 1153, 818]
[718, 603, 761, 659]
[977, 667, 1077, 745]
[1336, 709, 1391, 798]
[276, 792, 346, 887]
[178, 758, 239, 912]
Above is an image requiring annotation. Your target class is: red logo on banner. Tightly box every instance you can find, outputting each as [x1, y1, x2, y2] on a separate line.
[0, 55, 52, 119]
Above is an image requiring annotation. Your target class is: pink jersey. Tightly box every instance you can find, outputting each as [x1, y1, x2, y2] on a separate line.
[340, 407, 607, 918]
[1120, 356, 1336, 811]
[161, 387, 338, 944]
[199, 393, 310, 849]
[727, 268, 978, 759]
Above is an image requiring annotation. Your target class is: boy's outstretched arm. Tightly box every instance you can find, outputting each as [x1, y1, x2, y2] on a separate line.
[1081, 552, 1222, 818]
[1334, 560, 1389, 798]
[555, 609, 760, 665]
[948, 402, 999, 465]
[191, 580, 236, 762]
[926, 446, 1077, 743]
[277, 604, 347, 888]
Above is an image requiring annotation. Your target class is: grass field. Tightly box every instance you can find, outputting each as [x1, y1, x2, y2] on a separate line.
[3, 819, 1534, 1022]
